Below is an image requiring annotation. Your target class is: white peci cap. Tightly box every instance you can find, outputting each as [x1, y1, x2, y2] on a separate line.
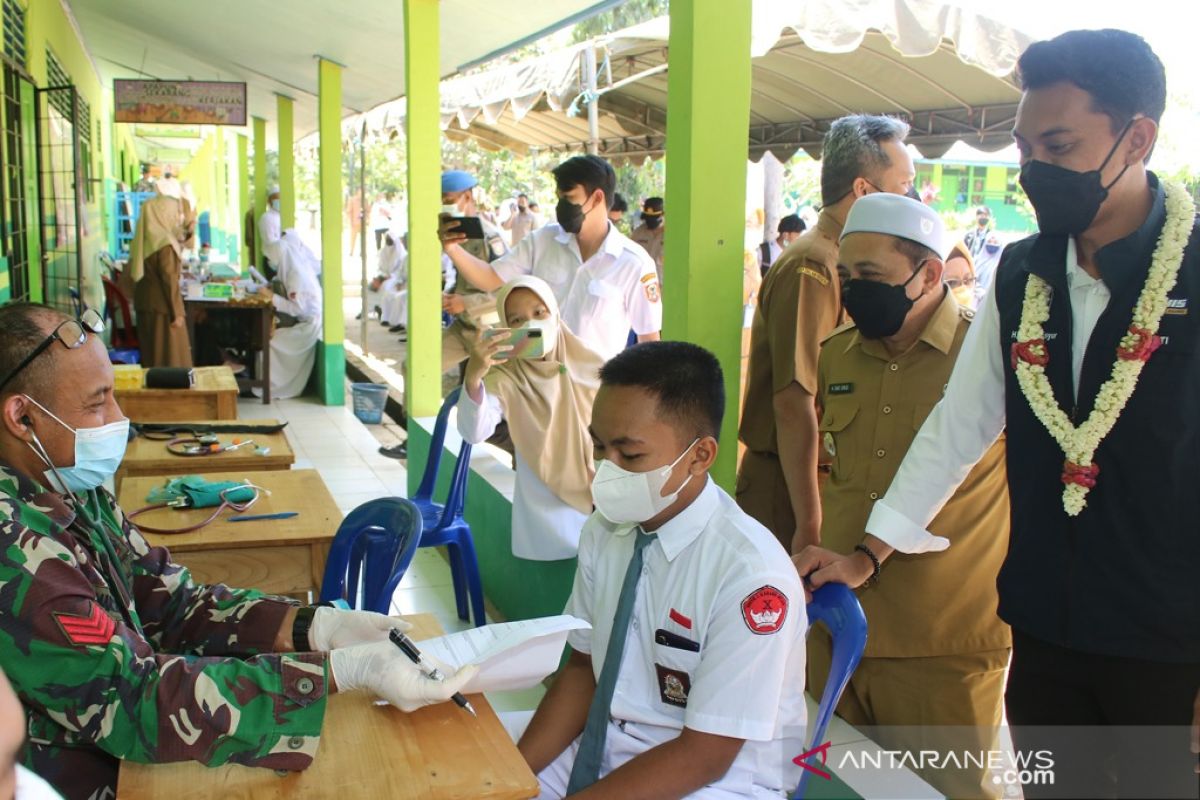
[840, 193, 949, 259]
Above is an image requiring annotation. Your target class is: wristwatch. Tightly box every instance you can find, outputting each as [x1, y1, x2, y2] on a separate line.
[292, 606, 318, 652]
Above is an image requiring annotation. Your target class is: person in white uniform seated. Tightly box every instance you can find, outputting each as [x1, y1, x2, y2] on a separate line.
[371, 227, 407, 325]
[517, 341, 808, 798]
[456, 276, 604, 560]
[259, 231, 322, 399]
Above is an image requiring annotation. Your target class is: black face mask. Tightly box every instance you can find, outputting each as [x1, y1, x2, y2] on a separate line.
[842, 263, 927, 339]
[556, 197, 591, 234]
[644, 215, 663, 229]
[1018, 120, 1133, 236]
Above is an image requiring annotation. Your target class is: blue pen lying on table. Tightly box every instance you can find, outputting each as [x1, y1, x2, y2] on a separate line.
[228, 511, 299, 522]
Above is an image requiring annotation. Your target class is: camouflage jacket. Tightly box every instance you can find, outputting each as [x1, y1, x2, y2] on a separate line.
[0, 463, 328, 800]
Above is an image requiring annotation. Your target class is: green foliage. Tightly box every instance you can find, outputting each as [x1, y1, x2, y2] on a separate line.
[571, 0, 668, 42]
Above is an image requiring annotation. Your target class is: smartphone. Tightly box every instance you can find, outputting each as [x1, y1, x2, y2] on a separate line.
[483, 327, 545, 359]
[445, 215, 485, 239]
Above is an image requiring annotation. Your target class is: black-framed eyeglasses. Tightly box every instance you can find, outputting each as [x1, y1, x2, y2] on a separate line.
[0, 308, 105, 393]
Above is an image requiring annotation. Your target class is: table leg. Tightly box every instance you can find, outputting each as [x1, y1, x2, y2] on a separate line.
[261, 306, 271, 404]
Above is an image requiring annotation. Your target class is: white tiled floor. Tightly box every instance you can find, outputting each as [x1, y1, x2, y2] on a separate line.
[237, 389, 546, 714]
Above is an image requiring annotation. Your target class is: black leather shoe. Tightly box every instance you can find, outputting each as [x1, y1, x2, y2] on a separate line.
[378, 443, 407, 460]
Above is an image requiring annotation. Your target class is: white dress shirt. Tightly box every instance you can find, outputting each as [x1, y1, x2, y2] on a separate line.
[866, 238, 1111, 553]
[258, 208, 282, 266]
[563, 479, 807, 796]
[455, 387, 587, 560]
[492, 223, 662, 360]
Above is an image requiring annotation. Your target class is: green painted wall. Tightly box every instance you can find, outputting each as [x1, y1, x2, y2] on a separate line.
[408, 419, 577, 623]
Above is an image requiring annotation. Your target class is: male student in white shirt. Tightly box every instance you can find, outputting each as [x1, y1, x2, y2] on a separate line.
[519, 341, 807, 799]
[439, 155, 662, 361]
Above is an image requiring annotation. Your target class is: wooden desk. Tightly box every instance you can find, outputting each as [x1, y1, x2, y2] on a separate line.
[185, 299, 273, 405]
[115, 366, 240, 422]
[117, 419, 295, 489]
[117, 613, 540, 800]
[118, 469, 339, 597]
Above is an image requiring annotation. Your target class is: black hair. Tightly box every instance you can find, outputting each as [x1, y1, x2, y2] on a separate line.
[599, 341, 725, 441]
[892, 238, 940, 271]
[778, 214, 806, 234]
[0, 303, 68, 397]
[1017, 29, 1166, 132]
[551, 155, 617, 210]
[518, 193, 529, 200]
[610, 192, 628, 214]
[642, 197, 664, 213]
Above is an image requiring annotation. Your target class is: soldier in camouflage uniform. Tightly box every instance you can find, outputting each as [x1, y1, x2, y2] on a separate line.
[0, 303, 474, 800]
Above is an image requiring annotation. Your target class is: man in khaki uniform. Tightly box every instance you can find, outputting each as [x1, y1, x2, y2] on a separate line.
[630, 197, 665, 284]
[796, 194, 1011, 800]
[737, 115, 915, 554]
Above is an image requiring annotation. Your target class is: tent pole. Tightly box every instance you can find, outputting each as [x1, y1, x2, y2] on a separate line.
[584, 43, 600, 155]
[359, 121, 369, 355]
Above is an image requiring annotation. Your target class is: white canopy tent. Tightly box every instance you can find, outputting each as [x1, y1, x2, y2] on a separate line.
[338, 0, 1034, 161]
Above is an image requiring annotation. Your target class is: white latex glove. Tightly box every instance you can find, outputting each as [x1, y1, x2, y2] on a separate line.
[308, 607, 412, 651]
[329, 640, 479, 713]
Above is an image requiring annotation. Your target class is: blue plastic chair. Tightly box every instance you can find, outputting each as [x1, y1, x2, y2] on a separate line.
[318, 497, 423, 614]
[794, 583, 868, 799]
[411, 388, 485, 627]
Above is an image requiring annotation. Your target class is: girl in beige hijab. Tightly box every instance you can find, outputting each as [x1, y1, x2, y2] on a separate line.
[457, 276, 605, 560]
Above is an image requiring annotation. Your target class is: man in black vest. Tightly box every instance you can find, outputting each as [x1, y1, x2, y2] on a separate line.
[795, 29, 1198, 798]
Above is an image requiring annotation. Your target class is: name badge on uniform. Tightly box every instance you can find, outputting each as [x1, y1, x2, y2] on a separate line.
[655, 663, 691, 708]
[798, 266, 829, 286]
[828, 382, 853, 395]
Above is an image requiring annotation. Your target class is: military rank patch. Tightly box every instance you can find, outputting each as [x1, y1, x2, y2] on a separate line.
[655, 663, 691, 708]
[55, 602, 115, 647]
[741, 585, 788, 635]
[798, 266, 829, 286]
[644, 282, 660, 303]
[828, 382, 853, 395]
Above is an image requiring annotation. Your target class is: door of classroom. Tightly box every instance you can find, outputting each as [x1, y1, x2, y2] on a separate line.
[34, 83, 83, 314]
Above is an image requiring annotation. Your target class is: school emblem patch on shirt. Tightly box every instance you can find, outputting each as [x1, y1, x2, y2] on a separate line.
[741, 585, 788, 635]
[54, 603, 115, 647]
[797, 266, 829, 286]
[654, 663, 691, 708]
[643, 280, 660, 303]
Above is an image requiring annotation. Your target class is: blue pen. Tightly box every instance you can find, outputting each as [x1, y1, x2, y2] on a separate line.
[228, 511, 299, 522]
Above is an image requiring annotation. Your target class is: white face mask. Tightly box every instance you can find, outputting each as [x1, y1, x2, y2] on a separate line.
[591, 439, 699, 525]
[270, 198, 281, 212]
[441, 203, 463, 218]
[520, 317, 557, 355]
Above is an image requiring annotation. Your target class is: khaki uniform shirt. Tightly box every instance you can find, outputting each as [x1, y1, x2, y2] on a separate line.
[817, 290, 1011, 658]
[630, 223, 665, 283]
[739, 211, 845, 453]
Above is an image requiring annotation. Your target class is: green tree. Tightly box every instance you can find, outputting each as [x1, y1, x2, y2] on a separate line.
[571, 0, 668, 42]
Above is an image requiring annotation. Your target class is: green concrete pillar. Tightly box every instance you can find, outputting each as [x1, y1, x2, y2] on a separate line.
[211, 127, 227, 257]
[252, 116, 267, 263]
[404, 0, 443, 455]
[277, 94, 296, 230]
[237, 133, 250, 269]
[317, 57, 345, 406]
[662, 0, 752, 491]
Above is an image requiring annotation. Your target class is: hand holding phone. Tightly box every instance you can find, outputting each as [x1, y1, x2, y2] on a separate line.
[482, 326, 545, 360]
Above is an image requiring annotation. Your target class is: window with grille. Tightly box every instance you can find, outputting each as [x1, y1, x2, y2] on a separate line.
[45, 47, 94, 202]
[2, 0, 24, 68]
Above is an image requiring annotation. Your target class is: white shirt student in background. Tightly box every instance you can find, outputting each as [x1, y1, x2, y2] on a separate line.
[440, 155, 662, 361]
[456, 277, 605, 560]
[261, 230, 323, 399]
[517, 342, 806, 799]
[258, 186, 283, 271]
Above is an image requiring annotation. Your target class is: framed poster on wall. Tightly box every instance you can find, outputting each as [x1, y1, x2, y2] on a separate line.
[114, 80, 247, 126]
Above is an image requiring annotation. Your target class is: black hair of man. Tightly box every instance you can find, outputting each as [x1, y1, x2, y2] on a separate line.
[551, 154, 617, 210]
[1018, 29, 1166, 137]
[643, 197, 664, 213]
[599, 341, 725, 442]
[529, 202, 540, 212]
[892, 238, 940, 272]
[518, 193, 529, 201]
[0, 303, 69, 397]
[610, 192, 628, 214]
[778, 214, 806, 234]
[140, 164, 150, 176]
[819, 114, 911, 208]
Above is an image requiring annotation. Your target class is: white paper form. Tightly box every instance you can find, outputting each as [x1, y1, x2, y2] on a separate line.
[417, 615, 591, 694]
